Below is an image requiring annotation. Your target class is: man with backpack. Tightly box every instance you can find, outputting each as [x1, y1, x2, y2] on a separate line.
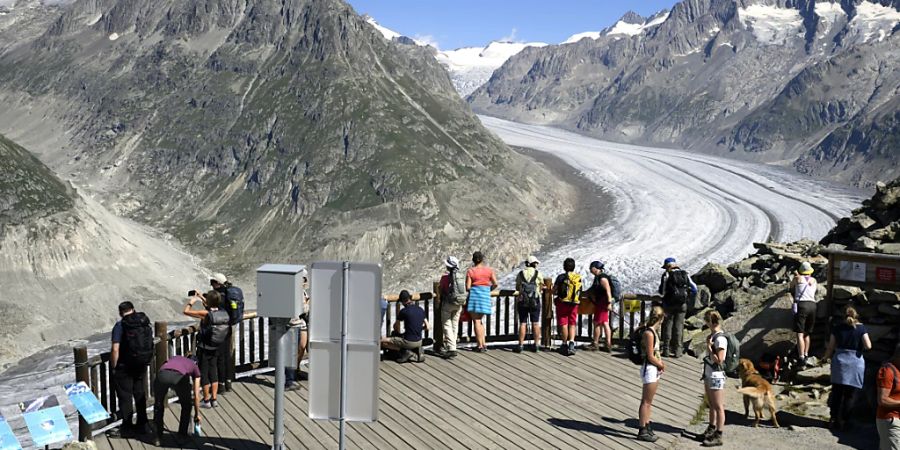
[210, 272, 243, 392]
[437, 256, 466, 359]
[587, 260, 618, 353]
[877, 345, 900, 450]
[554, 258, 582, 356]
[109, 301, 153, 438]
[514, 256, 544, 353]
[658, 257, 697, 358]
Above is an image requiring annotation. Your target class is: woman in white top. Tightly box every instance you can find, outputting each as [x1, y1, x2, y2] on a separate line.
[637, 306, 666, 443]
[699, 310, 727, 447]
[790, 262, 818, 366]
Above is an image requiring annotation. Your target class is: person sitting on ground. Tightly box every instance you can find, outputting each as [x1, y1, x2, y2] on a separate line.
[587, 260, 613, 353]
[554, 257, 582, 356]
[381, 290, 429, 363]
[437, 256, 466, 359]
[699, 310, 727, 447]
[152, 355, 202, 446]
[466, 251, 498, 353]
[658, 257, 697, 358]
[637, 305, 666, 443]
[878, 344, 900, 450]
[790, 262, 818, 366]
[514, 256, 544, 353]
[822, 306, 871, 430]
[183, 290, 230, 408]
[110, 301, 153, 438]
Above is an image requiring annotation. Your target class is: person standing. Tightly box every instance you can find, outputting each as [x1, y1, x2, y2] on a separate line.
[466, 251, 498, 353]
[151, 355, 202, 446]
[514, 256, 543, 353]
[554, 258, 583, 356]
[587, 260, 613, 353]
[699, 310, 728, 447]
[184, 291, 230, 408]
[637, 306, 666, 442]
[658, 257, 697, 358]
[790, 262, 818, 366]
[822, 306, 872, 430]
[110, 301, 153, 438]
[438, 256, 467, 359]
[878, 345, 900, 450]
[210, 272, 243, 393]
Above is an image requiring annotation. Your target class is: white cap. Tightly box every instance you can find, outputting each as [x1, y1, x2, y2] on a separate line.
[210, 273, 228, 284]
[526, 255, 540, 265]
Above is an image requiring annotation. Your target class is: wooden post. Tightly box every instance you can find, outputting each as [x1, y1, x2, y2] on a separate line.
[618, 296, 625, 341]
[541, 278, 553, 348]
[73, 345, 91, 442]
[826, 254, 836, 320]
[226, 325, 235, 392]
[153, 322, 168, 400]
[433, 281, 443, 353]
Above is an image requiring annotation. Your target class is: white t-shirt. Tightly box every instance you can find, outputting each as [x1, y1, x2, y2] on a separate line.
[705, 334, 728, 379]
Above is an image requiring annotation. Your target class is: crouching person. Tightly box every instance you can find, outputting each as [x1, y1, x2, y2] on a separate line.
[381, 290, 429, 363]
[152, 356, 202, 446]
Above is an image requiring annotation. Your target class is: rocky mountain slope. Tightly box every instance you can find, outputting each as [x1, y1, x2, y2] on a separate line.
[0, 0, 573, 295]
[469, 0, 900, 188]
[0, 134, 206, 367]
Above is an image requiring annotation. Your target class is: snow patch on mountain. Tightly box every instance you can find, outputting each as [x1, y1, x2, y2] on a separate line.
[364, 15, 401, 41]
[439, 41, 547, 96]
[738, 4, 805, 44]
[846, 1, 900, 43]
[563, 31, 602, 44]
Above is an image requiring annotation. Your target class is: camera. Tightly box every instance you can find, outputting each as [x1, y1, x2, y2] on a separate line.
[188, 290, 197, 297]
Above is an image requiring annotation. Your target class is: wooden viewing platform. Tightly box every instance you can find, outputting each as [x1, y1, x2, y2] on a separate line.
[93, 347, 703, 450]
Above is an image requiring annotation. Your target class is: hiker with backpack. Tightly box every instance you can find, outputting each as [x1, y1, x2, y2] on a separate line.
[822, 306, 871, 430]
[790, 262, 818, 367]
[877, 345, 900, 450]
[109, 301, 153, 438]
[587, 260, 618, 353]
[658, 257, 697, 358]
[699, 310, 737, 447]
[210, 272, 244, 392]
[636, 305, 666, 443]
[514, 256, 544, 353]
[184, 290, 230, 408]
[554, 258, 582, 356]
[466, 251, 498, 353]
[437, 256, 467, 359]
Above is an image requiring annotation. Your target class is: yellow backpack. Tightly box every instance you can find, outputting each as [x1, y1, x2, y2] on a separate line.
[557, 272, 582, 304]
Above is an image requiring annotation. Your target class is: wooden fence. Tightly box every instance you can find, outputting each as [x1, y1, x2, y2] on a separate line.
[73, 283, 657, 441]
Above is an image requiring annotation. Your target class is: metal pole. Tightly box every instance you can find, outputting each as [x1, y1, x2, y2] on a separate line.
[272, 318, 287, 450]
[339, 261, 350, 450]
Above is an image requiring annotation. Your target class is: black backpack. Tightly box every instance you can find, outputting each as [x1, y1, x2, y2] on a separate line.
[518, 270, 541, 311]
[627, 326, 656, 365]
[664, 270, 692, 307]
[120, 312, 153, 368]
[223, 285, 245, 325]
[201, 310, 231, 348]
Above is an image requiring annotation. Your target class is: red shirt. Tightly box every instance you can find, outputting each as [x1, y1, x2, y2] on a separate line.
[877, 364, 900, 420]
[467, 266, 494, 287]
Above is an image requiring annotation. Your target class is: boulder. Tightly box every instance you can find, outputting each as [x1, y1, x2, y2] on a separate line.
[851, 213, 877, 231]
[866, 324, 896, 342]
[877, 243, 900, 255]
[851, 236, 878, 251]
[826, 243, 847, 252]
[693, 263, 737, 293]
[869, 289, 900, 303]
[728, 257, 758, 278]
[752, 254, 776, 270]
[685, 313, 707, 330]
[689, 285, 712, 313]
[832, 285, 862, 300]
[795, 364, 831, 384]
[879, 303, 900, 317]
[875, 183, 900, 209]
[868, 227, 897, 242]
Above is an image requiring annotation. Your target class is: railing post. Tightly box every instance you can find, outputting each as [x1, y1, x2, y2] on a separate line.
[74, 345, 91, 442]
[618, 296, 625, 341]
[433, 281, 443, 353]
[226, 325, 235, 392]
[541, 278, 553, 349]
[153, 321, 168, 402]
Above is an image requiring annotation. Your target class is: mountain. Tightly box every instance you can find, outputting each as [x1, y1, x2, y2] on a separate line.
[0, 0, 574, 303]
[469, 0, 900, 188]
[563, 10, 670, 44]
[0, 134, 206, 366]
[435, 41, 548, 96]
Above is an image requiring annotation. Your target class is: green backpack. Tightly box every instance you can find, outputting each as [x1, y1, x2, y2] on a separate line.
[712, 331, 741, 375]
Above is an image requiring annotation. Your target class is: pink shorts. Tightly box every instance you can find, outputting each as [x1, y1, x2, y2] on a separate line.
[556, 301, 578, 326]
[594, 310, 610, 325]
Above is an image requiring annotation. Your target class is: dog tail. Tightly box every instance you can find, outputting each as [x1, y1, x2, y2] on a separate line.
[737, 386, 767, 398]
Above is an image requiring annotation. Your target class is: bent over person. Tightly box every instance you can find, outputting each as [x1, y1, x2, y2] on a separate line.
[152, 356, 202, 446]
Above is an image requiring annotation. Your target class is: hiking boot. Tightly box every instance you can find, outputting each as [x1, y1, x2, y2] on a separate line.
[585, 343, 599, 351]
[637, 426, 658, 442]
[532, 344, 540, 353]
[702, 431, 723, 447]
[210, 399, 219, 408]
[514, 345, 523, 353]
[558, 346, 569, 356]
[662, 349, 671, 357]
[285, 382, 301, 392]
[152, 435, 162, 446]
[444, 350, 458, 359]
[200, 400, 212, 409]
[568, 341, 576, 355]
[603, 346, 612, 353]
[696, 425, 715, 442]
[397, 350, 414, 363]
[474, 347, 487, 353]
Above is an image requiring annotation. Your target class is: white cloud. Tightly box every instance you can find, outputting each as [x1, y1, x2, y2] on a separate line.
[500, 27, 518, 42]
[413, 34, 440, 49]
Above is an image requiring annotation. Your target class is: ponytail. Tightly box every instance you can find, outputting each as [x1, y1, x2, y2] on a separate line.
[845, 306, 860, 327]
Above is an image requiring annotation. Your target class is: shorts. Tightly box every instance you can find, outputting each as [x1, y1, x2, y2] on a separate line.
[517, 303, 541, 324]
[594, 309, 610, 325]
[388, 336, 422, 350]
[794, 301, 817, 334]
[641, 364, 660, 385]
[706, 371, 726, 390]
[555, 300, 578, 326]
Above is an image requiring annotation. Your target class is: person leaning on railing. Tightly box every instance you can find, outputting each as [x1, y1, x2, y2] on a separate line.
[466, 251, 498, 353]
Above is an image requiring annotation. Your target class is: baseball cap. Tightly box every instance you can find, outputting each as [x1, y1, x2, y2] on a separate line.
[445, 256, 459, 269]
[210, 273, 228, 284]
[589, 260, 605, 270]
[399, 290, 412, 302]
[661, 257, 677, 269]
[526, 255, 540, 265]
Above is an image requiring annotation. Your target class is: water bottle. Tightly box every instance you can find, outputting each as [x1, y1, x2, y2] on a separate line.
[193, 422, 202, 437]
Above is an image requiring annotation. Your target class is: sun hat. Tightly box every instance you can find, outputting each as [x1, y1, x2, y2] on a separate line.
[445, 256, 459, 269]
[526, 255, 540, 265]
[210, 273, 228, 284]
[661, 257, 677, 269]
[798, 262, 814, 275]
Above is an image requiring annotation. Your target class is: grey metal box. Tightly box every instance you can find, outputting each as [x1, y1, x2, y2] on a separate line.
[256, 264, 306, 318]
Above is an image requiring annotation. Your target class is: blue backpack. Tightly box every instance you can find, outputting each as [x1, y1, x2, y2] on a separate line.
[223, 285, 245, 325]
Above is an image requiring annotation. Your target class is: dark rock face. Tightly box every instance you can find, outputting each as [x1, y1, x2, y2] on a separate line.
[469, 0, 900, 188]
[0, 134, 74, 228]
[0, 0, 573, 289]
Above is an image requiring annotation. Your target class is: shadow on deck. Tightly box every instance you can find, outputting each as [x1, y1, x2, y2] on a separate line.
[96, 346, 703, 450]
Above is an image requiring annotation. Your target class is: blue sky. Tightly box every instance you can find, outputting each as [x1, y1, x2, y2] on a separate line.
[346, 0, 679, 49]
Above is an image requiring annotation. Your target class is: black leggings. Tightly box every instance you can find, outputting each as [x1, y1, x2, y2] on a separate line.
[830, 383, 858, 422]
[198, 347, 220, 387]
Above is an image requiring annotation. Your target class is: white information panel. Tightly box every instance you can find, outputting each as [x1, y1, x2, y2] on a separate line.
[308, 261, 381, 422]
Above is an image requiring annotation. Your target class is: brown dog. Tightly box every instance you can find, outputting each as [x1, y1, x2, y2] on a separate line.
[737, 358, 780, 428]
